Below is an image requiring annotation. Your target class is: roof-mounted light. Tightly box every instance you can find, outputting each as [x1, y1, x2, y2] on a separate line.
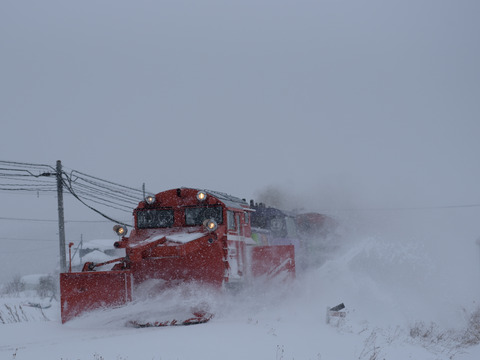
[196, 191, 207, 201]
[203, 219, 218, 232]
[145, 195, 156, 205]
[113, 224, 128, 237]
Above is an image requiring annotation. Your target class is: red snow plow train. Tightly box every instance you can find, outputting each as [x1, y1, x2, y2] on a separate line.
[60, 188, 296, 324]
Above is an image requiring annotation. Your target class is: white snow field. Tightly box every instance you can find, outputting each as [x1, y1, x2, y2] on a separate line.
[2, 213, 480, 360]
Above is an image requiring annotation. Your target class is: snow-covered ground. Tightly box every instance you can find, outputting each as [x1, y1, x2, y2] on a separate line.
[2, 217, 480, 360]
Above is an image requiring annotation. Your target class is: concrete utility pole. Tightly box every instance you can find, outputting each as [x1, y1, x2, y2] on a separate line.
[56, 160, 67, 273]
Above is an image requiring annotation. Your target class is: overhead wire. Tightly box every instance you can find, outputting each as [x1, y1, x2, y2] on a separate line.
[2, 160, 480, 224]
[61, 177, 134, 226]
[0, 216, 112, 223]
[0, 160, 145, 227]
[66, 170, 144, 204]
[0, 161, 56, 194]
[64, 181, 139, 210]
[60, 167, 145, 226]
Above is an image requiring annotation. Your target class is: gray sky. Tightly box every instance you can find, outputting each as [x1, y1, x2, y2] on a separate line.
[1, 1, 480, 282]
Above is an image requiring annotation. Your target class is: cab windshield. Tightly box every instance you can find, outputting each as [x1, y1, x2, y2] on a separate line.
[137, 209, 174, 229]
[185, 206, 223, 226]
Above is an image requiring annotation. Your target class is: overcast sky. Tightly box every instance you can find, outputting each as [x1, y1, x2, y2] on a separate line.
[1, 1, 480, 281]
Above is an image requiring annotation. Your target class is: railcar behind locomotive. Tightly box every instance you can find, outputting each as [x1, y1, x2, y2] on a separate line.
[249, 201, 337, 268]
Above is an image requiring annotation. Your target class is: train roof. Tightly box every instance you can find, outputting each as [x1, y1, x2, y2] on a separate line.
[138, 188, 250, 211]
[203, 189, 250, 211]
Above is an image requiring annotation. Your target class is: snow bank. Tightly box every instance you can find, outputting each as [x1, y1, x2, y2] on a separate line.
[0, 294, 57, 325]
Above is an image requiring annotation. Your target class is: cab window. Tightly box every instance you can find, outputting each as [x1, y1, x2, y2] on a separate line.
[227, 211, 236, 230]
[185, 206, 223, 226]
[137, 209, 174, 228]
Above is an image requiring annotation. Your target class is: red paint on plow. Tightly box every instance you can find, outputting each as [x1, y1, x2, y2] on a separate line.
[60, 270, 132, 323]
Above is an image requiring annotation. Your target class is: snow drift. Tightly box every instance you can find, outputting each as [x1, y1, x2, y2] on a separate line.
[2, 210, 480, 359]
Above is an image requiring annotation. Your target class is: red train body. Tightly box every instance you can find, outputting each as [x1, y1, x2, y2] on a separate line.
[60, 188, 295, 323]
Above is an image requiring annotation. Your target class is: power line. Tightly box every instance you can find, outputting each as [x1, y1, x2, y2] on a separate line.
[0, 160, 145, 226]
[0, 160, 141, 271]
[63, 170, 144, 210]
[0, 161, 57, 194]
[0, 160, 54, 169]
[4, 161, 479, 218]
[61, 174, 135, 226]
[0, 216, 115, 223]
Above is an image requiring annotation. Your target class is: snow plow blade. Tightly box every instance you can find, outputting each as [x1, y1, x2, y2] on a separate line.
[60, 270, 132, 323]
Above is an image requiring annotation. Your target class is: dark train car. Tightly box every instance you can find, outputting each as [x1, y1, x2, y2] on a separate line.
[250, 202, 337, 269]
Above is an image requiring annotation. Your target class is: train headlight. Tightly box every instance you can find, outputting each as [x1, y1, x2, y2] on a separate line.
[145, 195, 156, 205]
[203, 219, 218, 232]
[196, 191, 207, 201]
[113, 224, 128, 237]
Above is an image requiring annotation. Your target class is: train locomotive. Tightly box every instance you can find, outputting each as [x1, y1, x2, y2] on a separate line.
[60, 188, 296, 325]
